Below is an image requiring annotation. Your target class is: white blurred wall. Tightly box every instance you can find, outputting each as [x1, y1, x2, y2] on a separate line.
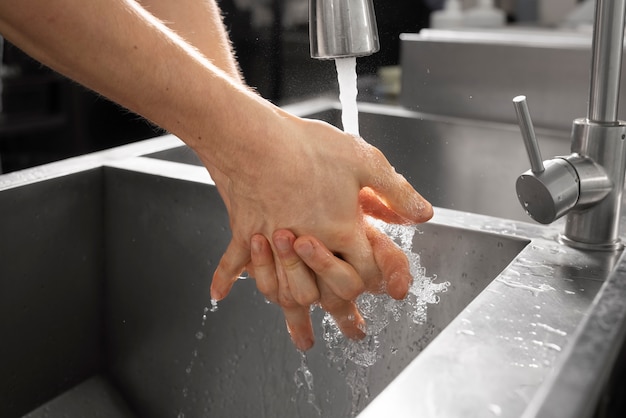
[538, 0, 579, 26]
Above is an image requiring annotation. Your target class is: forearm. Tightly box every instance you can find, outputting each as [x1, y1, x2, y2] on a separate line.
[0, 0, 281, 177]
[137, 0, 243, 82]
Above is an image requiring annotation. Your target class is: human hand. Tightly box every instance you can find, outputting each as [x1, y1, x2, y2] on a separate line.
[244, 180, 424, 351]
[247, 222, 415, 351]
[206, 112, 431, 339]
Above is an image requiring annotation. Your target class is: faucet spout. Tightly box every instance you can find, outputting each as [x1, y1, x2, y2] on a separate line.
[309, 0, 380, 59]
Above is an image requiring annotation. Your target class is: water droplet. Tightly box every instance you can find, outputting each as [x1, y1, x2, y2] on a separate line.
[210, 299, 218, 313]
[533, 322, 567, 336]
[294, 351, 322, 415]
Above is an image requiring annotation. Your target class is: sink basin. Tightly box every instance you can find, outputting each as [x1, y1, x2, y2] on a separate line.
[1, 99, 624, 418]
[0, 158, 526, 418]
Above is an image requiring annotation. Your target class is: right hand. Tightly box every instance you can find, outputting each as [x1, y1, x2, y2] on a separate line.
[206, 113, 431, 307]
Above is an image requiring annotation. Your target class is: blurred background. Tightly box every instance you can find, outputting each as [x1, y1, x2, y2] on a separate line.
[0, 0, 584, 173]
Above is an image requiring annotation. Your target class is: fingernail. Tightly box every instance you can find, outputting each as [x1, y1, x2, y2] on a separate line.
[274, 234, 291, 252]
[295, 239, 314, 258]
[211, 289, 222, 301]
[251, 236, 262, 254]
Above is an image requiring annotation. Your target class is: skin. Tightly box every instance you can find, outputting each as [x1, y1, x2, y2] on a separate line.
[0, 0, 433, 351]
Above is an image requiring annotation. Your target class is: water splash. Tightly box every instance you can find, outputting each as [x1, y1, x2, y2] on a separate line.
[297, 57, 447, 416]
[293, 351, 322, 416]
[209, 298, 219, 313]
[320, 220, 449, 415]
[323, 220, 449, 364]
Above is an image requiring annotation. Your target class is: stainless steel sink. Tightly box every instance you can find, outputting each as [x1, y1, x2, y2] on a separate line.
[108, 167, 530, 418]
[1, 99, 625, 418]
[0, 154, 527, 418]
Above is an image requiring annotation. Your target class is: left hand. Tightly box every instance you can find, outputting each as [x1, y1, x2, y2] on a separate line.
[247, 219, 415, 351]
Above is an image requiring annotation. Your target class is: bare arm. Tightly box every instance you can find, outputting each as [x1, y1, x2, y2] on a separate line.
[0, 0, 433, 350]
[0, 0, 264, 173]
[137, 0, 243, 82]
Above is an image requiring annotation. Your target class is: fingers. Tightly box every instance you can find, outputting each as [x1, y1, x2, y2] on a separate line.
[251, 229, 393, 346]
[358, 146, 434, 224]
[249, 234, 278, 303]
[340, 225, 383, 295]
[249, 232, 316, 351]
[282, 304, 315, 351]
[293, 235, 366, 340]
[365, 223, 412, 300]
[273, 230, 320, 306]
[211, 238, 250, 301]
[293, 236, 364, 301]
[318, 278, 366, 340]
[359, 187, 412, 224]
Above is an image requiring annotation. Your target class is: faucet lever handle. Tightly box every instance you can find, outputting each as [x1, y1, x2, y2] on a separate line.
[513, 95, 545, 174]
[512, 94, 580, 224]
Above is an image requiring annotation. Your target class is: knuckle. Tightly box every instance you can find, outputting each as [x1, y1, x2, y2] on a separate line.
[256, 279, 278, 300]
[277, 290, 299, 309]
[294, 288, 320, 306]
[282, 256, 304, 272]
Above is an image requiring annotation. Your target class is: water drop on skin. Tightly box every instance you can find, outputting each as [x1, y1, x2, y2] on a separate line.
[209, 298, 218, 313]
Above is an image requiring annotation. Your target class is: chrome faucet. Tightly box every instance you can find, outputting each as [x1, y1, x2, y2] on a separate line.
[309, 0, 380, 59]
[514, 0, 626, 251]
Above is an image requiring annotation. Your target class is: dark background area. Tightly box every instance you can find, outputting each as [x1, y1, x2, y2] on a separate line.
[0, 0, 435, 173]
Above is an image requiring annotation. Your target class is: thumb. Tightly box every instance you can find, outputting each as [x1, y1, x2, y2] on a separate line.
[359, 187, 412, 224]
[359, 147, 433, 223]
